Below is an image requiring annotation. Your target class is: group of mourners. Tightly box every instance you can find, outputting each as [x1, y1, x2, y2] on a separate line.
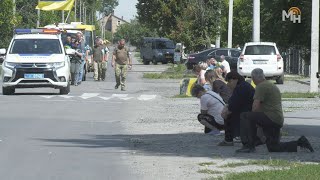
[191, 59, 314, 153]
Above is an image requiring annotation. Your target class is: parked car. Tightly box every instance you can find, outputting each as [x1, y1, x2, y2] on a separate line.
[237, 42, 284, 84]
[185, 48, 241, 70]
[140, 37, 175, 65]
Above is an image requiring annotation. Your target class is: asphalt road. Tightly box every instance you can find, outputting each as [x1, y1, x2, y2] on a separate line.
[0, 53, 170, 180]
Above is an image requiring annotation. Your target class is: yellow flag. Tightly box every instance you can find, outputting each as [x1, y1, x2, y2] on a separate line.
[36, 0, 75, 11]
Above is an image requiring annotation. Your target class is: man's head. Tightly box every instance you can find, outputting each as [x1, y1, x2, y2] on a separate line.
[76, 32, 83, 41]
[251, 68, 266, 85]
[95, 37, 102, 45]
[220, 55, 225, 61]
[225, 71, 245, 90]
[118, 39, 126, 49]
[191, 84, 206, 98]
[66, 36, 72, 43]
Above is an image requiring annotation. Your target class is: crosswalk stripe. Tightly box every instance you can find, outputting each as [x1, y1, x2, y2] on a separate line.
[99, 96, 113, 100]
[137, 95, 157, 101]
[58, 95, 73, 99]
[79, 93, 100, 99]
[111, 94, 129, 98]
[40, 96, 56, 99]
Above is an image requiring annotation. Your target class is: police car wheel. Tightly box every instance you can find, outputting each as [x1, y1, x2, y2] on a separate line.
[2, 86, 15, 95]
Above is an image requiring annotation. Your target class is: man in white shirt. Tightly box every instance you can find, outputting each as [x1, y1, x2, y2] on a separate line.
[191, 84, 225, 134]
[220, 55, 231, 75]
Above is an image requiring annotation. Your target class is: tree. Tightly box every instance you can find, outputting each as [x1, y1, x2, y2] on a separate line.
[0, 0, 15, 48]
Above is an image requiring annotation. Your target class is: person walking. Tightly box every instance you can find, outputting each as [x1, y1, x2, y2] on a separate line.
[112, 39, 132, 91]
[92, 37, 108, 81]
[220, 55, 231, 77]
[75, 32, 90, 85]
[236, 68, 314, 153]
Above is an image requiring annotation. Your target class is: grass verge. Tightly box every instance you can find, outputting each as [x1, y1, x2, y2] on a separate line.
[218, 164, 320, 180]
[171, 94, 192, 98]
[199, 162, 216, 166]
[143, 64, 196, 79]
[198, 169, 223, 175]
[281, 92, 320, 98]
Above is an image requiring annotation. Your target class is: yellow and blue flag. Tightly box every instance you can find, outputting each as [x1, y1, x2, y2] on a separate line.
[36, 0, 75, 11]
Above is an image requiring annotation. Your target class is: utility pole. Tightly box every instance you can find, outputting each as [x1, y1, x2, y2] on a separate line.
[215, 8, 221, 48]
[227, 0, 233, 48]
[310, 0, 319, 92]
[253, 0, 260, 42]
[62, 11, 65, 23]
[37, 0, 40, 27]
[13, 0, 16, 16]
[79, 0, 82, 22]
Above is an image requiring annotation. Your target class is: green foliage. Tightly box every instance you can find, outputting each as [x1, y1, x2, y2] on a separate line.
[113, 19, 157, 46]
[0, 0, 15, 48]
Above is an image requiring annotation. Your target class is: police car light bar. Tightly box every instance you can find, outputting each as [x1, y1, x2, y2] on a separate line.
[15, 29, 60, 34]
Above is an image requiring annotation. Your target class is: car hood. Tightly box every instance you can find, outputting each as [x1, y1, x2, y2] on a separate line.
[4, 54, 65, 63]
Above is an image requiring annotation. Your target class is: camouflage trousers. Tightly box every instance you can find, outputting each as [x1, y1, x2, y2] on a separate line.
[94, 61, 107, 80]
[115, 64, 127, 88]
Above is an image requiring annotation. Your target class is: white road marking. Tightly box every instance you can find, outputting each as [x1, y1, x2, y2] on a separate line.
[111, 94, 129, 98]
[79, 93, 100, 99]
[58, 95, 74, 99]
[40, 96, 56, 99]
[119, 97, 134, 100]
[137, 95, 157, 101]
[99, 96, 114, 100]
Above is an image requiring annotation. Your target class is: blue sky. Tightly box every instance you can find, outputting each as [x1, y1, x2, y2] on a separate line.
[114, 0, 138, 22]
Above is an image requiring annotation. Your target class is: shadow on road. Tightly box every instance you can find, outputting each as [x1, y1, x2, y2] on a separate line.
[36, 124, 320, 163]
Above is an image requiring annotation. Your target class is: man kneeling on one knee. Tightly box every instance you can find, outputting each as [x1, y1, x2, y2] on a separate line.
[191, 84, 225, 135]
[236, 68, 314, 153]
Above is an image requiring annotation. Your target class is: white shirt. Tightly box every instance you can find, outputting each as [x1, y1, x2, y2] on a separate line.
[221, 60, 231, 74]
[200, 91, 225, 125]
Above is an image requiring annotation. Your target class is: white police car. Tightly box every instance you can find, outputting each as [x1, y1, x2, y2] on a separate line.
[0, 29, 74, 95]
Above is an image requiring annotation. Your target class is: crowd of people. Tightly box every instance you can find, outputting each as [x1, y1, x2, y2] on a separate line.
[64, 32, 132, 91]
[191, 59, 314, 153]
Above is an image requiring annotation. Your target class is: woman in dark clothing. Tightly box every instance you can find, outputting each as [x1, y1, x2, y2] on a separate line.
[218, 71, 255, 146]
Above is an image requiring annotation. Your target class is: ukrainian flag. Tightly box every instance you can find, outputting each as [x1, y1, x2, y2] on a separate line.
[36, 0, 75, 11]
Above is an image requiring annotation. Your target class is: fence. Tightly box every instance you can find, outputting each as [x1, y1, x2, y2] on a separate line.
[283, 48, 310, 76]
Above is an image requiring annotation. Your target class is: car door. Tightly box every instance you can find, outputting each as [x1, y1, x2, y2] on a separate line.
[215, 49, 229, 62]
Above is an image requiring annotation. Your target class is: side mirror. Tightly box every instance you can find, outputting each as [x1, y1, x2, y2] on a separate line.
[0, 48, 6, 55]
[317, 72, 319, 78]
[66, 49, 76, 55]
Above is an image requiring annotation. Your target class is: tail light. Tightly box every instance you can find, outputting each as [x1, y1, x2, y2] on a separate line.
[277, 54, 282, 61]
[239, 54, 244, 62]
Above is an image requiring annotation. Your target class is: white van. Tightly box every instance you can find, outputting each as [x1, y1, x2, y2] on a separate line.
[0, 29, 74, 95]
[237, 42, 284, 84]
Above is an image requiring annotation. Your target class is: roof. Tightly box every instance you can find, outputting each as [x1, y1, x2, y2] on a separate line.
[245, 42, 276, 46]
[14, 34, 60, 40]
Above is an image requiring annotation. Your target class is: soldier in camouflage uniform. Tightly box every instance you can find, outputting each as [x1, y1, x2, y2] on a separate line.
[111, 39, 132, 91]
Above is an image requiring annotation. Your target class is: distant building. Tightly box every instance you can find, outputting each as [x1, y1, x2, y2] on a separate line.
[98, 13, 129, 34]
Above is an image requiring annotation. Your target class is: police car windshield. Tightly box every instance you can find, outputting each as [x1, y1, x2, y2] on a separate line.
[10, 39, 62, 54]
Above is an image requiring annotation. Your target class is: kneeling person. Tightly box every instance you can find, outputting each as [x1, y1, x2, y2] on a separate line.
[191, 84, 225, 134]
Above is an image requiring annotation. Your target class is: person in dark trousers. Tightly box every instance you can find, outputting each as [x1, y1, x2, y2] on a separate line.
[218, 71, 255, 146]
[191, 84, 225, 135]
[236, 68, 314, 153]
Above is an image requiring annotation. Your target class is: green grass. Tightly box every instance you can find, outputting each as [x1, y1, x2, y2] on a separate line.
[198, 169, 223, 175]
[199, 162, 216, 166]
[171, 94, 192, 98]
[220, 164, 320, 180]
[281, 92, 320, 98]
[143, 64, 196, 79]
[219, 159, 295, 168]
[219, 162, 248, 168]
[284, 75, 306, 81]
[134, 52, 142, 63]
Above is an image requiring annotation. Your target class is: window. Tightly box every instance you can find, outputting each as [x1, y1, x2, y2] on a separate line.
[215, 50, 229, 56]
[230, 50, 241, 57]
[154, 40, 175, 49]
[117, 20, 121, 26]
[245, 45, 276, 55]
[10, 39, 62, 54]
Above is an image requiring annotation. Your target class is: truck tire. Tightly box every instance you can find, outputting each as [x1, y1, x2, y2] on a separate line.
[152, 57, 158, 65]
[143, 57, 150, 65]
[276, 74, 284, 84]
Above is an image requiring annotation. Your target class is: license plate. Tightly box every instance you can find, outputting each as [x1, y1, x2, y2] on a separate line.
[24, 74, 44, 79]
[253, 61, 267, 64]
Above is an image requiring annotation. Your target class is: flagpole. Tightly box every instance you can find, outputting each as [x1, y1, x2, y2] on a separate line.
[37, 0, 40, 27]
[74, 0, 77, 22]
[62, 10, 65, 23]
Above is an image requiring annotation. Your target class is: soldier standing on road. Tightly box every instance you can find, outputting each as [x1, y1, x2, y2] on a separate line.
[92, 37, 109, 81]
[112, 39, 132, 91]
